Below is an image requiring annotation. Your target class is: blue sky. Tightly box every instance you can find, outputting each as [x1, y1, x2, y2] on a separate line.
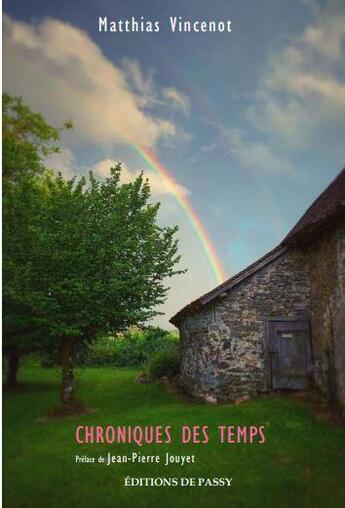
[3, 0, 345, 327]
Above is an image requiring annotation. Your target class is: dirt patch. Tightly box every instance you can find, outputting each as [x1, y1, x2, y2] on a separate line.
[36, 403, 98, 422]
[288, 390, 345, 426]
[159, 376, 199, 404]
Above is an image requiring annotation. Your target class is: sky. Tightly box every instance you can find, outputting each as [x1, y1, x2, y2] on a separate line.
[3, 0, 345, 328]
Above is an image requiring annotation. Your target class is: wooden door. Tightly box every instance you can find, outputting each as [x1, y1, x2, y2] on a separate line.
[268, 320, 313, 390]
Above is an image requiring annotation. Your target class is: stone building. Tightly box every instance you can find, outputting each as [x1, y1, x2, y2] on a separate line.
[170, 168, 345, 414]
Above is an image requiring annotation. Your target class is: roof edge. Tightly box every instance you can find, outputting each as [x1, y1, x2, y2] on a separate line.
[282, 167, 345, 245]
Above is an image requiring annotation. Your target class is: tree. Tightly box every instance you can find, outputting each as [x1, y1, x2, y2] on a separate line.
[2, 93, 70, 386]
[32, 166, 184, 407]
[2, 175, 45, 386]
[2, 94, 184, 402]
[2, 93, 71, 181]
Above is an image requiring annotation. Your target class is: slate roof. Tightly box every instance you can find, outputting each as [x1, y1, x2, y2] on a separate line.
[282, 167, 345, 245]
[170, 167, 345, 326]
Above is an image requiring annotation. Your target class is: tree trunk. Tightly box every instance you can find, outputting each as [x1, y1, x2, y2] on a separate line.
[60, 338, 75, 406]
[7, 346, 21, 388]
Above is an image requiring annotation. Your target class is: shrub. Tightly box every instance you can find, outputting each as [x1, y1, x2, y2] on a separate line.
[40, 349, 59, 368]
[40, 342, 88, 368]
[84, 327, 180, 367]
[146, 350, 181, 380]
[84, 336, 119, 366]
[109, 332, 145, 366]
[139, 327, 179, 363]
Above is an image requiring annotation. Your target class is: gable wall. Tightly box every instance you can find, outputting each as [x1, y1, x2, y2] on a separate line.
[178, 248, 311, 401]
[308, 220, 345, 415]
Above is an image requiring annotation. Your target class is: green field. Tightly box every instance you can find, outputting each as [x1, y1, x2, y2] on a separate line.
[3, 362, 345, 508]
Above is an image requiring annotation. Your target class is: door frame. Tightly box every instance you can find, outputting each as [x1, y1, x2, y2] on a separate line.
[263, 316, 313, 391]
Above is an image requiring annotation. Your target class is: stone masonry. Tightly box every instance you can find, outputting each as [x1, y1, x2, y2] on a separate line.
[178, 248, 311, 402]
[172, 169, 345, 413]
[308, 221, 345, 415]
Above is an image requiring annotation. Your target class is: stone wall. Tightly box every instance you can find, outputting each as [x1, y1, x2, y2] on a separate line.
[178, 248, 311, 402]
[308, 220, 345, 415]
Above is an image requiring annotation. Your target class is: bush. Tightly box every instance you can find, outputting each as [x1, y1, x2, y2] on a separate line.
[146, 350, 181, 380]
[40, 341, 89, 368]
[40, 349, 59, 368]
[84, 327, 179, 367]
[84, 336, 119, 366]
[139, 327, 179, 363]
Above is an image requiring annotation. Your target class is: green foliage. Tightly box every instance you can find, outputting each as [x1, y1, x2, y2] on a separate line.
[146, 349, 181, 380]
[2, 94, 69, 357]
[2, 94, 184, 400]
[87, 335, 144, 367]
[85, 327, 179, 367]
[3, 96, 184, 352]
[39, 342, 88, 368]
[3, 174, 48, 354]
[2, 93, 71, 181]
[33, 167, 184, 345]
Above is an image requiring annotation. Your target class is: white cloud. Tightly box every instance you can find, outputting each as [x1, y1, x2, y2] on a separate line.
[224, 128, 294, 174]
[249, 8, 345, 148]
[3, 15, 177, 148]
[162, 87, 190, 115]
[202, 3, 345, 171]
[303, 12, 345, 58]
[45, 151, 191, 197]
[203, 11, 345, 172]
[121, 58, 157, 108]
[45, 147, 77, 179]
[202, 124, 294, 174]
[2, 16, 219, 330]
[92, 158, 190, 197]
[121, 59, 191, 116]
[264, 38, 345, 107]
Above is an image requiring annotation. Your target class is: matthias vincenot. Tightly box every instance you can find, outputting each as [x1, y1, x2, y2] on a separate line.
[98, 16, 232, 33]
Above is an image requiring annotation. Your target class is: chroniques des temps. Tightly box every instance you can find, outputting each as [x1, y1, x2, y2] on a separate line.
[76, 425, 266, 446]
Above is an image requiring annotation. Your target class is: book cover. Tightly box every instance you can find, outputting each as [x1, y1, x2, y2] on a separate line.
[2, 1, 345, 507]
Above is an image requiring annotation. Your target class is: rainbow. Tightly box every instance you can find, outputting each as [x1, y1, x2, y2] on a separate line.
[133, 146, 227, 284]
[38, 63, 227, 284]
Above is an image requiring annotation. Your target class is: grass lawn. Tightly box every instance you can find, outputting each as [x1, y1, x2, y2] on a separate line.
[3, 362, 345, 508]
